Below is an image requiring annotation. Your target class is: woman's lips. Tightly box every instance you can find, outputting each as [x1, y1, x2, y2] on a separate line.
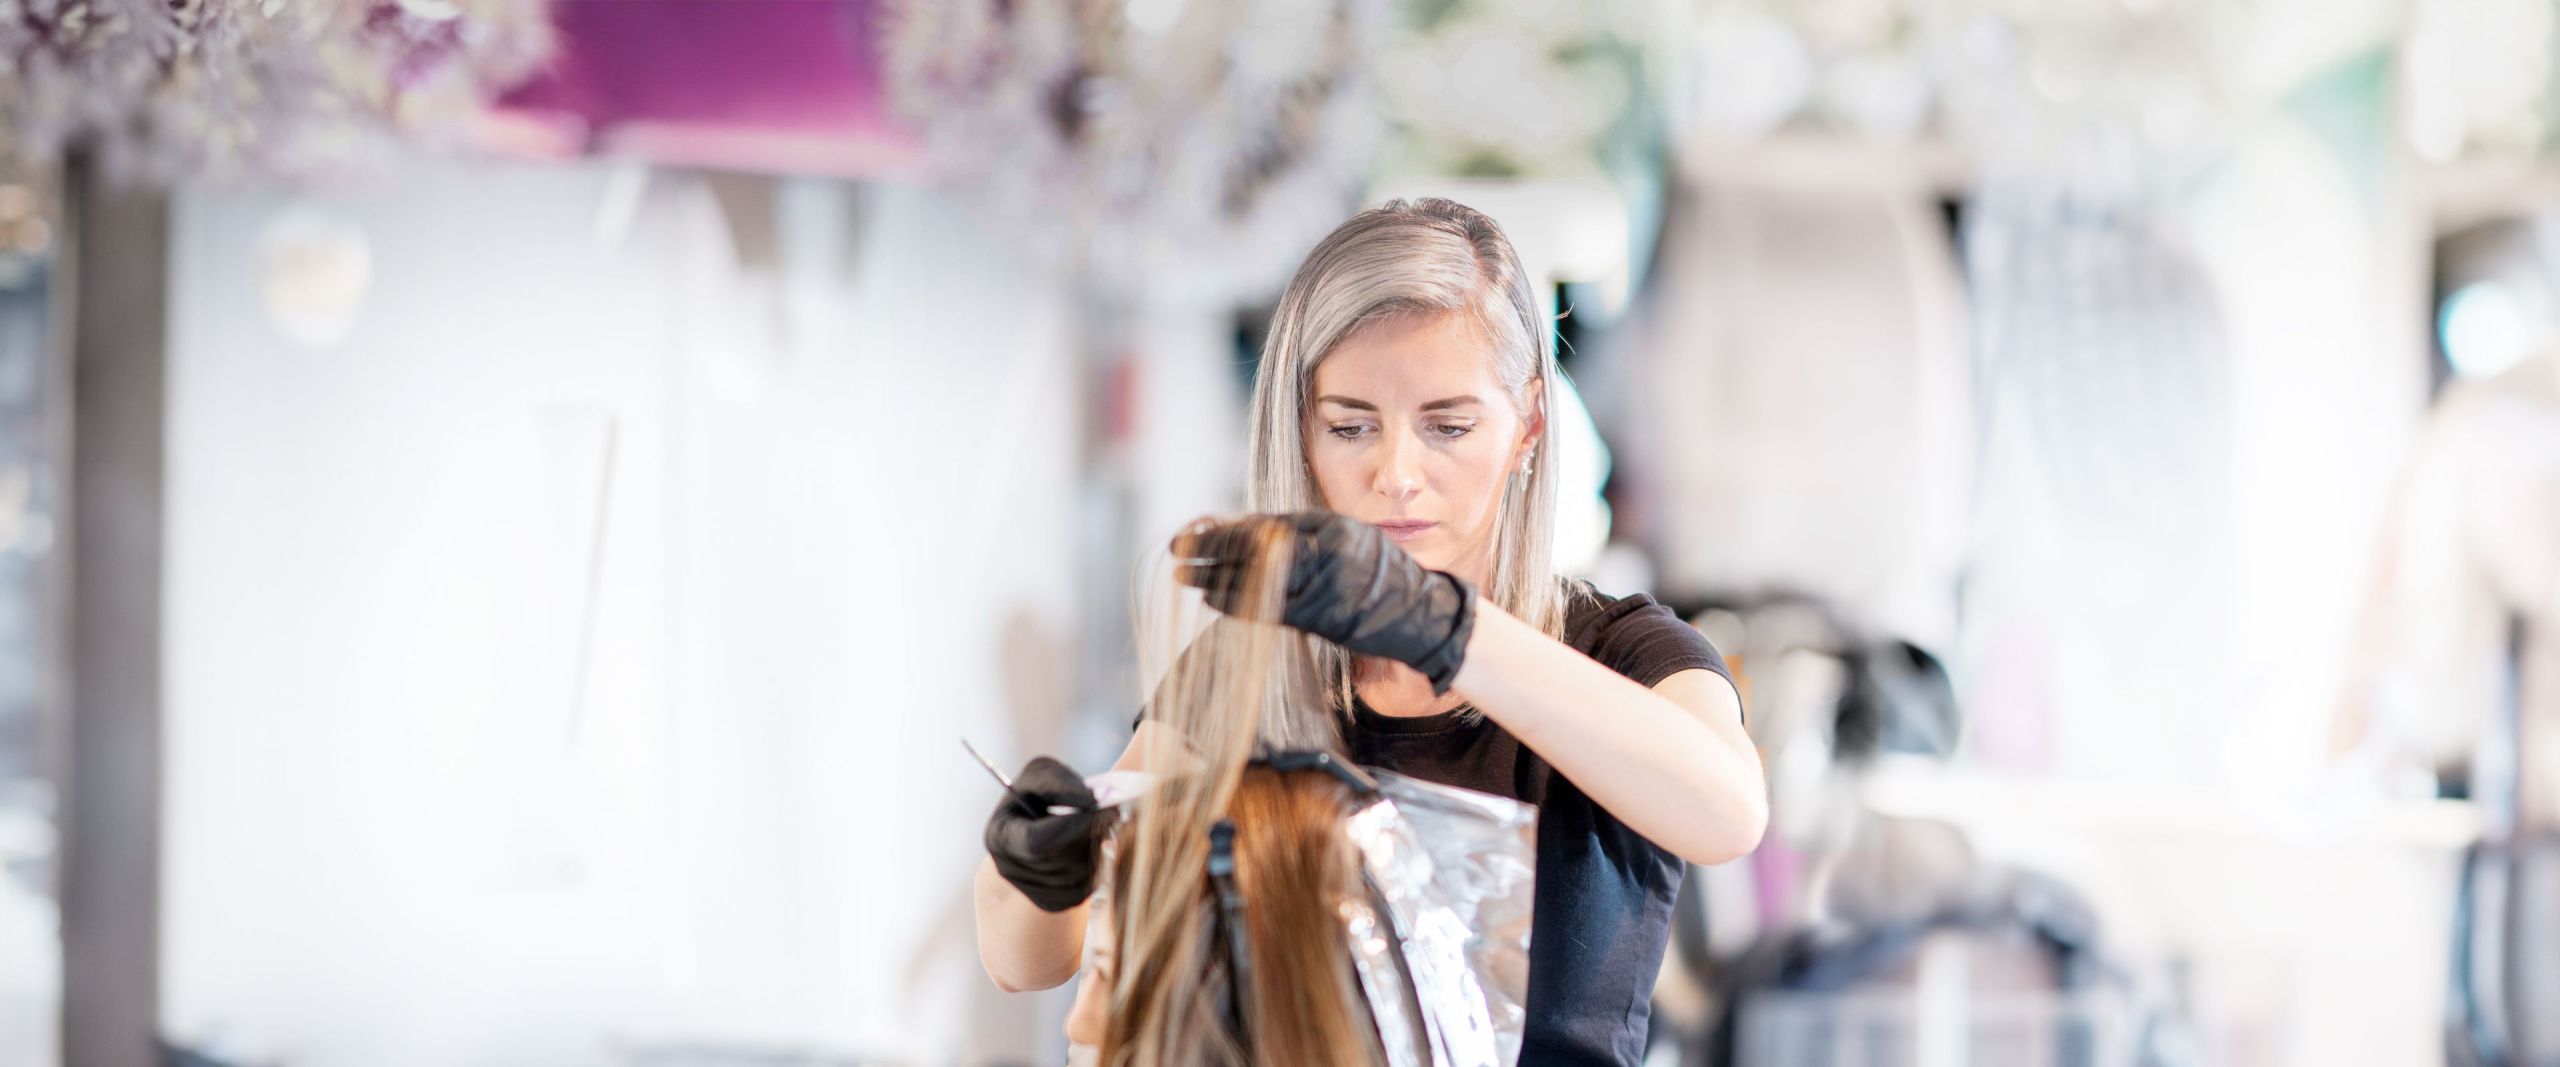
[1374, 520, 1437, 543]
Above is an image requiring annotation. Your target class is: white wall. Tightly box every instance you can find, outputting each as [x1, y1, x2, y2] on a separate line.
[162, 161, 1084, 1065]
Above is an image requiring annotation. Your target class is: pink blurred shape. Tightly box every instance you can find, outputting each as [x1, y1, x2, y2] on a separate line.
[488, 0, 922, 177]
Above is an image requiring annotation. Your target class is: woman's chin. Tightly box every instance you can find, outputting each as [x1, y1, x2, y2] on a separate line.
[1400, 544, 1454, 572]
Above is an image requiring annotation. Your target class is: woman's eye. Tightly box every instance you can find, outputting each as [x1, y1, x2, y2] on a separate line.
[1328, 424, 1369, 440]
[1432, 423, 1473, 438]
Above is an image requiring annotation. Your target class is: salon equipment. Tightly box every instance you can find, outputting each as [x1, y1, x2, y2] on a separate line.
[960, 738, 1079, 817]
[2447, 618, 2560, 1067]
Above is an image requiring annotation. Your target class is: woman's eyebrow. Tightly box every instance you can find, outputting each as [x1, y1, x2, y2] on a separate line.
[1314, 394, 1482, 411]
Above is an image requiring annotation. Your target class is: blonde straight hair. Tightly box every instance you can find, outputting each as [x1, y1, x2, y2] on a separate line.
[1243, 197, 1576, 710]
[1107, 523, 1385, 1065]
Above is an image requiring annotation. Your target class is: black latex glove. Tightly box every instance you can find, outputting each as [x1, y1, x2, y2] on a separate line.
[1174, 511, 1477, 694]
[983, 756, 1112, 913]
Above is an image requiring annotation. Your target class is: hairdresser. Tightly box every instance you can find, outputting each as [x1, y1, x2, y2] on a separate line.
[973, 198, 1768, 1066]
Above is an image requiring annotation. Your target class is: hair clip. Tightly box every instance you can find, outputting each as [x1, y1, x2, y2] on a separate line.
[1206, 818, 1255, 1045]
[1251, 747, 1381, 798]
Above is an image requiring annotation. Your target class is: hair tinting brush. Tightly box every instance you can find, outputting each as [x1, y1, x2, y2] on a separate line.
[961, 738, 1082, 817]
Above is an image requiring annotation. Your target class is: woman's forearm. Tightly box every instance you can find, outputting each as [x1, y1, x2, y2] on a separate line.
[1451, 598, 1768, 865]
[973, 855, 1087, 992]
[972, 724, 1174, 993]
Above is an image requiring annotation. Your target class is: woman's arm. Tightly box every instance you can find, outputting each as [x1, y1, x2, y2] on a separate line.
[971, 723, 1169, 992]
[1452, 597, 1768, 866]
[973, 855, 1085, 993]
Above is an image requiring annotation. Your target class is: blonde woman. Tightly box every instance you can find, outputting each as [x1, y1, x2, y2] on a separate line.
[978, 198, 1768, 1065]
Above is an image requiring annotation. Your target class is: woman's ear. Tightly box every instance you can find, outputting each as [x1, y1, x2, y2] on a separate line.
[1520, 377, 1548, 449]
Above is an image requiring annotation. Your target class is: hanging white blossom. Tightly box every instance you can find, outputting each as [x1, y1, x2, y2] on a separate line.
[0, 0, 553, 182]
[880, 0, 1391, 306]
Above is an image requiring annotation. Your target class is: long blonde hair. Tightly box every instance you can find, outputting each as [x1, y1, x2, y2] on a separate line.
[1243, 197, 1574, 709]
[1104, 521, 1383, 1066]
[1098, 766, 1384, 1066]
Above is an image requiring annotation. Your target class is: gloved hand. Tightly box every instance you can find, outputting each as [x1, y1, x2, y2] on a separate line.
[1174, 511, 1478, 694]
[983, 756, 1113, 913]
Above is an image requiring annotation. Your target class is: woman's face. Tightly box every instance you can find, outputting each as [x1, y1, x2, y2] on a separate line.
[1306, 310, 1541, 586]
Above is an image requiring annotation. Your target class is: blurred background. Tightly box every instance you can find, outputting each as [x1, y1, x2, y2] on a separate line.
[5, 0, 2560, 1064]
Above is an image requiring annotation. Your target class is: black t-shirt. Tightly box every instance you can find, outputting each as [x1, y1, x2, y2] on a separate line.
[1135, 582, 1739, 1065]
[1349, 583, 1735, 1066]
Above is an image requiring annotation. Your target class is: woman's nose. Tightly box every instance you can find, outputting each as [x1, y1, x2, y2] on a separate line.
[1375, 428, 1424, 500]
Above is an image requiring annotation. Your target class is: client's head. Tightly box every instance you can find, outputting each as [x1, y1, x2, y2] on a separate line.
[1082, 764, 1383, 1066]
[1080, 516, 1382, 1064]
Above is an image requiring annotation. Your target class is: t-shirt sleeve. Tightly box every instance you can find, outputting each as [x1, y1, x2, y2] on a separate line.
[1568, 591, 1740, 721]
